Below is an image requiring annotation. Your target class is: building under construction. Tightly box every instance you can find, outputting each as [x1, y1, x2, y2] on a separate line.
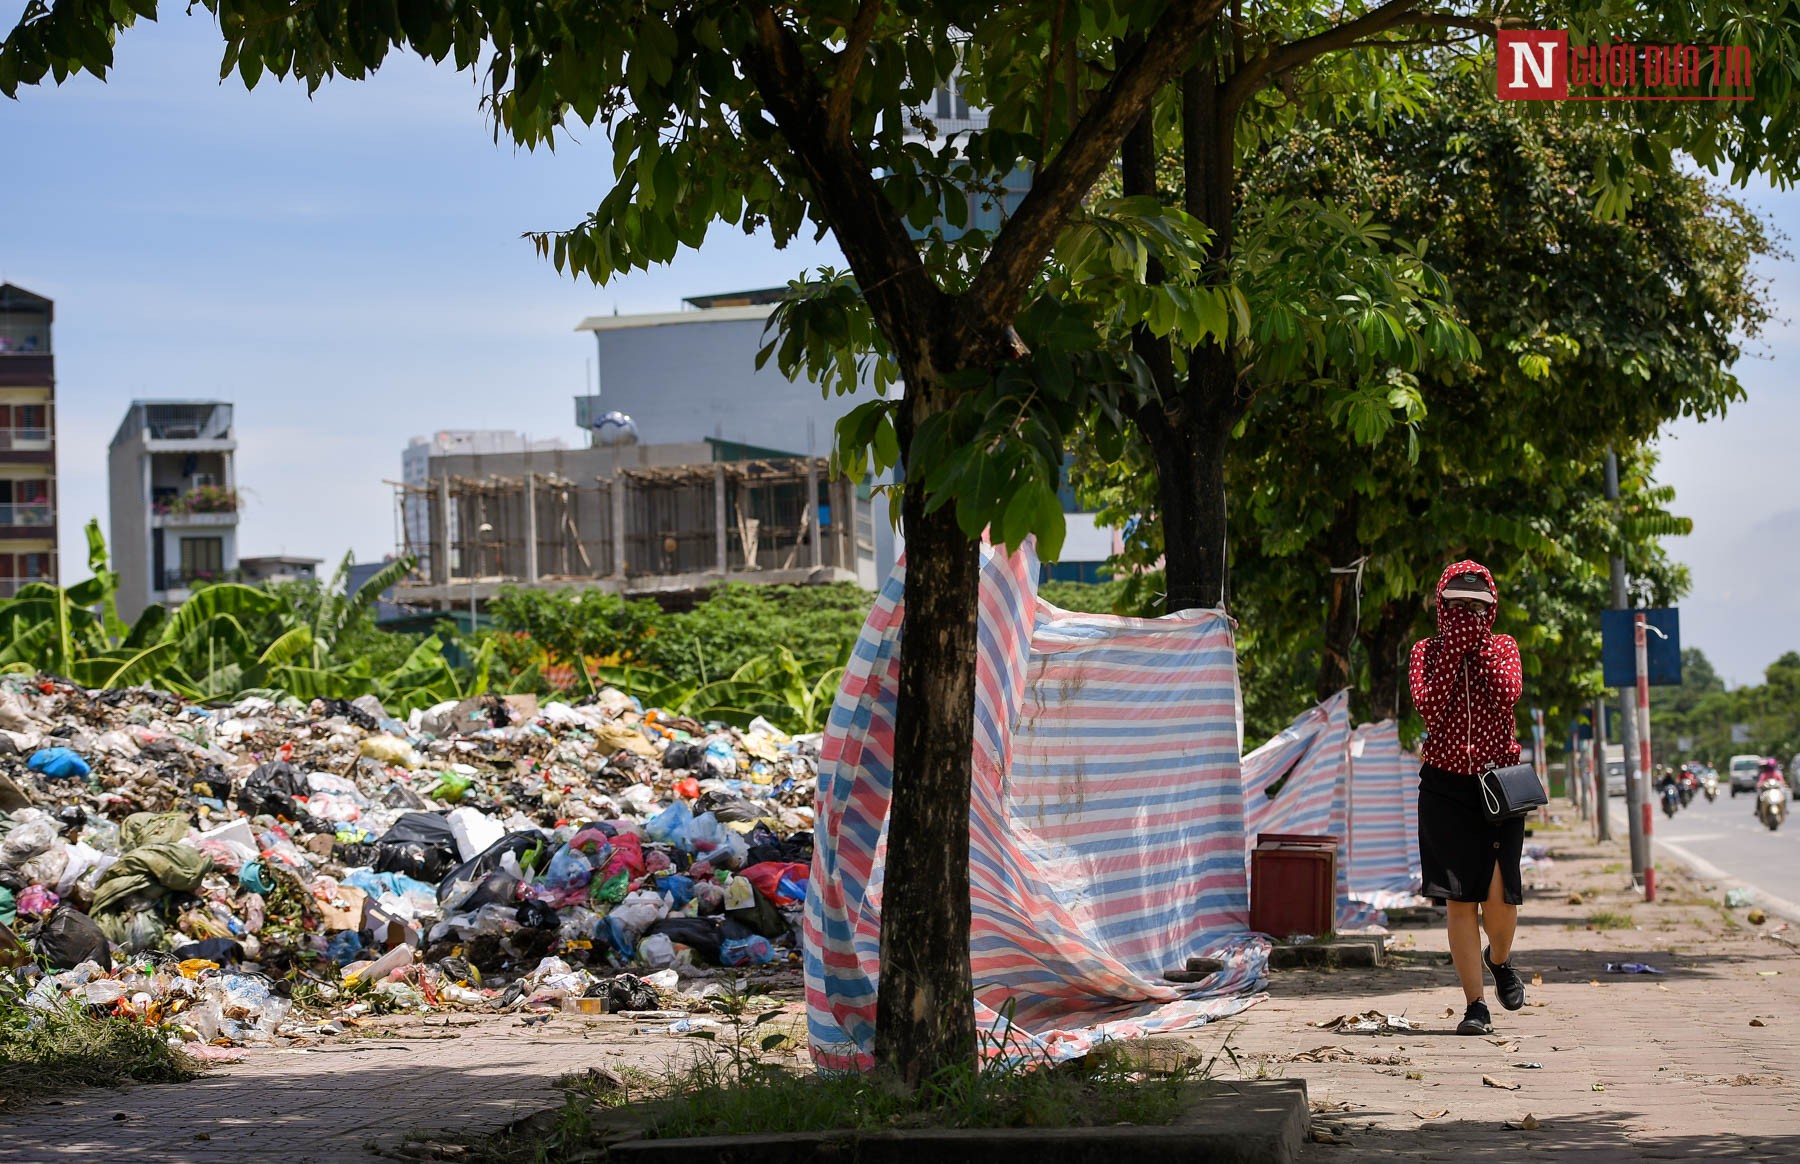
[391, 440, 877, 610]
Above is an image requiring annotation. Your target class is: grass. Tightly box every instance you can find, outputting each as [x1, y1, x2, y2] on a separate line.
[1587, 909, 1635, 931]
[471, 1004, 1211, 1162]
[0, 983, 200, 1111]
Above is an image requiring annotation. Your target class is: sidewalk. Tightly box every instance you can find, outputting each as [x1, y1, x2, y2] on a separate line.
[2, 804, 1795, 1162]
[1173, 806, 1800, 1161]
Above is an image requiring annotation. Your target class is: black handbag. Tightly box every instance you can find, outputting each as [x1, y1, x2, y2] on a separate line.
[1480, 761, 1547, 821]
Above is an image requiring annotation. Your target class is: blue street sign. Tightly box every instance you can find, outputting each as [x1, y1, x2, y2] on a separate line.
[1600, 608, 1681, 687]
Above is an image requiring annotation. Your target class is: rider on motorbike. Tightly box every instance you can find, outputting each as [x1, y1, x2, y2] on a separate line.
[1755, 759, 1788, 810]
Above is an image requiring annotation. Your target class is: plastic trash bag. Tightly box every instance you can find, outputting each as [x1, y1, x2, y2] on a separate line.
[27, 747, 91, 780]
[34, 905, 113, 970]
[637, 933, 676, 969]
[0, 817, 57, 867]
[719, 934, 776, 966]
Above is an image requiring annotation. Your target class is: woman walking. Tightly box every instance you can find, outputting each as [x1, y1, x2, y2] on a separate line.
[1408, 561, 1527, 1036]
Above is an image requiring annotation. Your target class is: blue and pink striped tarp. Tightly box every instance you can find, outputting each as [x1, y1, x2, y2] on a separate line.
[803, 542, 1268, 1070]
[1344, 720, 1425, 913]
[1239, 691, 1381, 929]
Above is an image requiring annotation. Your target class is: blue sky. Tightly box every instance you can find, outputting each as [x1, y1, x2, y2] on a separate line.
[3, 12, 1796, 687]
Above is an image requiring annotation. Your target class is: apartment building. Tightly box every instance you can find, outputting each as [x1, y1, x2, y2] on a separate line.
[107, 400, 239, 623]
[0, 284, 58, 597]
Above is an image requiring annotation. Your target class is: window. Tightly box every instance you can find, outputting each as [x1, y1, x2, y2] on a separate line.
[14, 404, 46, 438]
[180, 536, 225, 580]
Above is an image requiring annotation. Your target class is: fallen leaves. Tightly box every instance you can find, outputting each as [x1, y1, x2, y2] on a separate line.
[1482, 1075, 1522, 1091]
[1532, 972, 1544, 986]
[1750, 1018, 1768, 1027]
[1411, 1108, 1450, 1120]
[1503, 1114, 1542, 1131]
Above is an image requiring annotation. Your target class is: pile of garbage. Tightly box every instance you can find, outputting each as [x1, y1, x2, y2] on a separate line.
[0, 676, 817, 1047]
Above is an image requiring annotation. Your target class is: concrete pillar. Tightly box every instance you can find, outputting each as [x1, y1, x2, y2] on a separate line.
[432, 475, 451, 584]
[610, 475, 627, 578]
[523, 472, 539, 583]
[714, 463, 729, 575]
[807, 460, 822, 570]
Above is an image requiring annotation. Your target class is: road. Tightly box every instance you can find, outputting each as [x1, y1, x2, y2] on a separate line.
[1610, 787, 1800, 919]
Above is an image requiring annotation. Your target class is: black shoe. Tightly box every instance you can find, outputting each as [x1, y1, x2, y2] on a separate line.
[1485, 945, 1526, 1011]
[1457, 999, 1493, 1036]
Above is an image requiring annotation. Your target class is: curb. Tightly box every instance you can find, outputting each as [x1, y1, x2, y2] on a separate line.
[603, 1079, 1310, 1164]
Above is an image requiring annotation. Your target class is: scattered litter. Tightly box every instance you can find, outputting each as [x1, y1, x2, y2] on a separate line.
[1604, 962, 1665, 975]
[1309, 1099, 1355, 1113]
[1750, 1018, 1768, 1027]
[1531, 972, 1544, 986]
[1315, 1010, 1416, 1033]
[1482, 1075, 1521, 1090]
[1747, 909, 1768, 925]
[1725, 889, 1755, 908]
[1757, 970, 1781, 977]
[1513, 1062, 1543, 1069]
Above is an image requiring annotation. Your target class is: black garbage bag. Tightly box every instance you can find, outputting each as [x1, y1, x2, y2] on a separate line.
[645, 916, 757, 964]
[515, 899, 559, 930]
[320, 697, 381, 731]
[437, 831, 548, 911]
[695, 790, 763, 824]
[172, 937, 246, 966]
[584, 973, 659, 1012]
[746, 825, 813, 866]
[662, 741, 705, 770]
[373, 811, 461, 882]
[237, 760, 308, 819]
[34, 905, 113, 971]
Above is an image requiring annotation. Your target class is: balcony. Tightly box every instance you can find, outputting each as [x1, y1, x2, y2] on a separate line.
[0, 427, 51, 452]
[152, 486, 240, 526]
[0, 502, 53, 529]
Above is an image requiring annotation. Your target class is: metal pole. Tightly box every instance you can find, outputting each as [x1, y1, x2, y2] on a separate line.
[1606, 448, 1646, 880]
[1635, 612, 1656, 902]
[1592, 695, 1611, 842]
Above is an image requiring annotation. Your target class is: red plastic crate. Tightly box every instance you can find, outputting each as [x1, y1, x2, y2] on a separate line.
[1249, 833, 1337, 939]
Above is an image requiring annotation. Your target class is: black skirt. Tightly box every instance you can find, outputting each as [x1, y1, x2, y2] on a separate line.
[1417, 763, 1524, 905]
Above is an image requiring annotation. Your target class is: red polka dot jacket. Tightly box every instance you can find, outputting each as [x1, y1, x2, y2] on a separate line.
[1407, 560, 1523, 775]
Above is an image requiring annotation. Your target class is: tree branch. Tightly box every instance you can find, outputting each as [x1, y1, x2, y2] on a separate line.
[962, 0, 1231, 333]
[743, 4, 945, 359]
[1221, 0, 1421, 117]
[825, 0, 883, 143]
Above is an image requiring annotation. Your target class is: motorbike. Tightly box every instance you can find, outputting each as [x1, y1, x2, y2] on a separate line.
[1758, 784, 1788, 832]
[1661, 782, 1682, 819]
[1703, 772, 1718, 802]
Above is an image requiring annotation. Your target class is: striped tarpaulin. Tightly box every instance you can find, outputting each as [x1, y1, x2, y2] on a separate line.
[803, 542, 1268, 1070]
[1239, 691, 1381, 929]
[1344, 720, 1426, 913]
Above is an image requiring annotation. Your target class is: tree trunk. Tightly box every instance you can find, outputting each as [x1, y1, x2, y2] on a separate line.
[874, 375, 981, 1083]
[1144, 64, 1242, 617]
[1138, 368, 1234, 612]
[1316, 511, 1361, 702]
[1363, 601, 1417, 721]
